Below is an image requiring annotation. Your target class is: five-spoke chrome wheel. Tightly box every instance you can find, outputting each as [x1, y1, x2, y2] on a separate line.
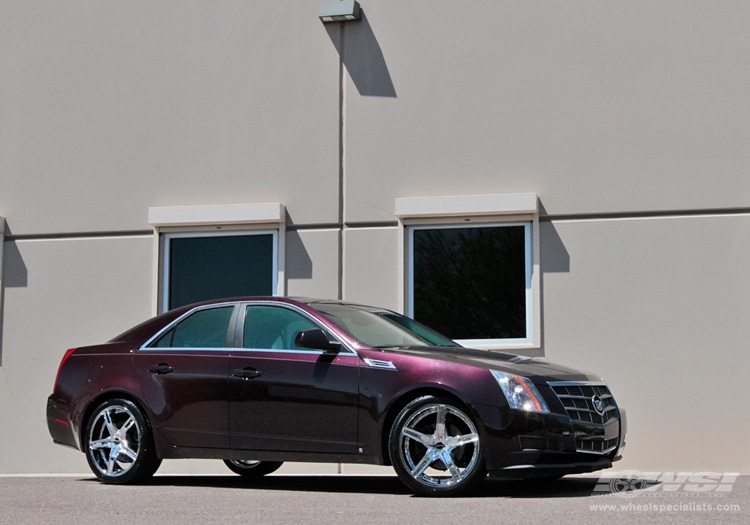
[389, 396, 486, 496]
[223, 459, 284, 477]
[84, 399, 161, 484]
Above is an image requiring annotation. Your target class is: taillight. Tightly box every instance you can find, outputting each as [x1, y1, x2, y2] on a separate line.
[53, 348, 77, 392]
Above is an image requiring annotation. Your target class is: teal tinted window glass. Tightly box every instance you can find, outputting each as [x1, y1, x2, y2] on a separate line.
[243, 306, 318, 350]
[411, 225, 528, 340]
[167, 233, 274, 310]
[151, 306, 234, 348]
[380, 312, 458, 347]
[315, 303, 426, 348]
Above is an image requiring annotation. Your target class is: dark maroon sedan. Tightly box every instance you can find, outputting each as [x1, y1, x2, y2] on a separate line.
[47, 297, 626, 496]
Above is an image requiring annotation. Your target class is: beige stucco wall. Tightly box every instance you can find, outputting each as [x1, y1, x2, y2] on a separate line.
[343, 2, 750, 221]
[285, 229, 341, 298]
[1, 1, 341, 234]
[1, 236, 153, 473]
[541, 215, 750, 472]
[2, 1, 749, 475]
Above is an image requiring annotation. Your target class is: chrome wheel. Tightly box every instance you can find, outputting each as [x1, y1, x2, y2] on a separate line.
[223, 459, 283, 477]
[390, 396, 486, 496]
[85, 399, 160, 484]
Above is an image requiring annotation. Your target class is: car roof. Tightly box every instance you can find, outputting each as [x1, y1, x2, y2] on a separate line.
[109, 296, 395, 343]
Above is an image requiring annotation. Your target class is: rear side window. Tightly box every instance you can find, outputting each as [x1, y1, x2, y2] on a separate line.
[150, 306, 234, 348]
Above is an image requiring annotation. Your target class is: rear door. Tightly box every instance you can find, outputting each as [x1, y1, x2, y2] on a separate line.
[134, 304, 237, 449]
[228, 303, 360, 453]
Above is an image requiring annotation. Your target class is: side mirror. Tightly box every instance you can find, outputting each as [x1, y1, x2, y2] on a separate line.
[294, 328, 342, 352]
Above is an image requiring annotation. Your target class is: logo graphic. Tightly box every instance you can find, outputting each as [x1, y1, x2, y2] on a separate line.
[609, 470, 648, 498]
[593, 471, 740, 498]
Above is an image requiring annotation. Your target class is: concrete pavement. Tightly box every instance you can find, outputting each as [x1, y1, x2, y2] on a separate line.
[0, 474, 746, 524]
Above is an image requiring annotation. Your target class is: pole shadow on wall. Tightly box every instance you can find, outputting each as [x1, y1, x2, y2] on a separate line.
[0, 222, 29, 366]
[539, 202, 571, 354]
[323, 10, 397, 98]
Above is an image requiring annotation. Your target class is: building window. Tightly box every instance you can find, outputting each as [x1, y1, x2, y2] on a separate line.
[396, 193, 540, 350]
[408, 223, 531, 345]
[164, 231, 277, 310]
[148, 203, 286, 313]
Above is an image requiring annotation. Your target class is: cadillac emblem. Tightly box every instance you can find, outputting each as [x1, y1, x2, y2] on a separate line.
[592, 395, 606, 415]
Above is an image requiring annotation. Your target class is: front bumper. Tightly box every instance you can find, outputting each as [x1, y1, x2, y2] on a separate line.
[474, 390, 627, 478]
[489, 456, 615, 479]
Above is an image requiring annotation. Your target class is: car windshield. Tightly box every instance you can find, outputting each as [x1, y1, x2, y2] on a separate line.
[378, 312, 459, 347]
[314, 303, 434, 348]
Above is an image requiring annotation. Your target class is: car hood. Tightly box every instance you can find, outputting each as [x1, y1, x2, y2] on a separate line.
[379, 345, 601, 384]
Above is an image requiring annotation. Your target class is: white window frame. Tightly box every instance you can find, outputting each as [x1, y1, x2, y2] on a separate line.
[148, 203, 285, 314]
[396, 194, 541, 352]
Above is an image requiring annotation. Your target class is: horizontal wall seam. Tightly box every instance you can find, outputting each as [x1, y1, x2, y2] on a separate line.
[6, 230, 154, 242]
[542, 207, 750, 223]
[6, 221, 403, 240]
[5, 209, 747, 240]
[345, 221, 399, 229]
[287, 223, 341, 232]
[288, 221, 399, 231]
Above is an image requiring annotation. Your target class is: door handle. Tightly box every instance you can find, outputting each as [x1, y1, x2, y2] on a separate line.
[147, 364, 174, 374]
[232, 368, 262, 379]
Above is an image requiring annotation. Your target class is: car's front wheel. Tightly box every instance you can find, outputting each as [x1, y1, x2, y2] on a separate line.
[223, 460, 283, 477]
[84, 398, 161, 484]
[389, 396, 486, 496]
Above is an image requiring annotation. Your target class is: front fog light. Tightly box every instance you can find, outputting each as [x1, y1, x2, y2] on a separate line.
[490, 370, 550, 413]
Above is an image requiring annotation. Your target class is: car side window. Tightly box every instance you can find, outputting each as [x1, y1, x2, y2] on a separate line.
[150, 306, 234, 348]
[243, 305, 318, 350]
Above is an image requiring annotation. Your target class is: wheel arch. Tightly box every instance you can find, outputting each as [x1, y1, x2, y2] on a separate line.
[80, 391, 157, 453]
[379, 386, 480, 467]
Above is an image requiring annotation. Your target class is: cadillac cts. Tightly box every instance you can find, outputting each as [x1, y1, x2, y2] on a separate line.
[47, 297, 626, 496]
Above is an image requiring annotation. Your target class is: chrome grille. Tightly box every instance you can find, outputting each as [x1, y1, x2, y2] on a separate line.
[577, 437, 619, 454]
[549, 383, 618, 425]
[549, 381, 620, 455]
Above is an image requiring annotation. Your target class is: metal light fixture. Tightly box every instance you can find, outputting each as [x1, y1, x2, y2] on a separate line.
[319, 0, 361, 23]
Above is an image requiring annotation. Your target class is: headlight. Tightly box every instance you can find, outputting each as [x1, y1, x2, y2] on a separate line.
[490, 370, 550, 413]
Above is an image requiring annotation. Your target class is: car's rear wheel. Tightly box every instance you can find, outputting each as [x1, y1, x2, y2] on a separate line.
[223, 459, 283, 477]
[84, 398, 161, 484]
[389, 396, 486, 496]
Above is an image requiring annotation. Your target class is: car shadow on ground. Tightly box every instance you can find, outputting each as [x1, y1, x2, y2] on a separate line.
[81, 474, 645, 498]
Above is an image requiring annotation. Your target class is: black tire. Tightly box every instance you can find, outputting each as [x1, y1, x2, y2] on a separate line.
[389, 396, 486, 497]
[223, 459, 284, 477]
[84, 398, 161, 484]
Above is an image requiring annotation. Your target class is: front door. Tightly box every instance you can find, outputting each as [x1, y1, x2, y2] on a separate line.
[228, 304, 360, 454]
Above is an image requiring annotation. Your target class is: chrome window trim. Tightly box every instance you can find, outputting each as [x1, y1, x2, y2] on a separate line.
[228, 348, 339, 356]
[138, 347, 235, 353]
[139, 300, 358, 356]
[139, 302, 239, 350]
